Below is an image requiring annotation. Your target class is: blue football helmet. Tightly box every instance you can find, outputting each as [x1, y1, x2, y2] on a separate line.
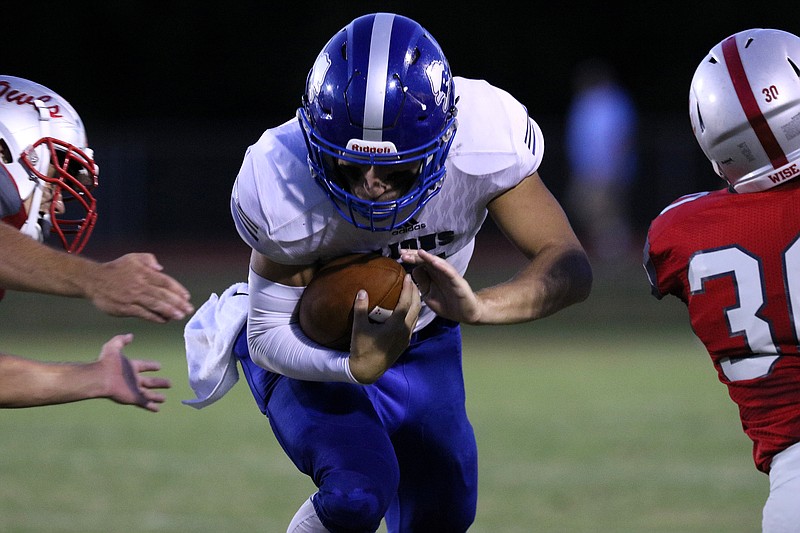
[298, 12, 458, 231]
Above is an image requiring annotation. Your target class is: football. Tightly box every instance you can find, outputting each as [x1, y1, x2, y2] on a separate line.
[298, 253, 406, 350]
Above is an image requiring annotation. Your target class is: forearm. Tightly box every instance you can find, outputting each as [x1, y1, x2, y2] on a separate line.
[473, 246, 592, 324]
[247, 268, 358, 383]
[0, 354, 104, 408]
[0, 223, 91, 298]
[247, 322, 356, 382]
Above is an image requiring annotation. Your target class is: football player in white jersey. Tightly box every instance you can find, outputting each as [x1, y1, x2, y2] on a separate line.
[0, 75, 193, 410]
[186, 12, 591, 531]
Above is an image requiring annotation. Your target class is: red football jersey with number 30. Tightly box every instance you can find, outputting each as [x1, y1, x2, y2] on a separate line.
[645, 179, 800, 473]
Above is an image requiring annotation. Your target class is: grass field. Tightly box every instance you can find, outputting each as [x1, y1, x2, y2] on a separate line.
[0, 239, 766, 532]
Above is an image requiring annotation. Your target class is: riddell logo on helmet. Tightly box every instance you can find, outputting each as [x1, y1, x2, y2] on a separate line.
[346, 139, 398, 154]
[767, 163, 800, 184]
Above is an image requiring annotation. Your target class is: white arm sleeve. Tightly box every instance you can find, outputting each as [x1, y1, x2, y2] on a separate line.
[246, 268, 360, 384]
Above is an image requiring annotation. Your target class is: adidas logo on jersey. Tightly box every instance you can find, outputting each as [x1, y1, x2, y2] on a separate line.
[392, 217, 426, 236]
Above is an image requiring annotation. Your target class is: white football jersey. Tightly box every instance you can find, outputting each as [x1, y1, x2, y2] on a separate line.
[232, 77, 544, 329]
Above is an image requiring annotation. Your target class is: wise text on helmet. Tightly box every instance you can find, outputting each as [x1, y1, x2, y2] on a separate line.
[767, 163, 800, 185]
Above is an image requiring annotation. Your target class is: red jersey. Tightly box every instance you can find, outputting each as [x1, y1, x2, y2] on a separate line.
[645, 180, 800, 473]
[0, 164, 26, 228]
[0, 163, 28, 302]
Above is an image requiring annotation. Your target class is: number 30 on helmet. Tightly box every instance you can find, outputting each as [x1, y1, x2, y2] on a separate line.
[298, 12, 458, 231]
[689, 28, 800, 193]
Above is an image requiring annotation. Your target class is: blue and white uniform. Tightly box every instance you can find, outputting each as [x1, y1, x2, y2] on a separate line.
[186, 77, 543, 532]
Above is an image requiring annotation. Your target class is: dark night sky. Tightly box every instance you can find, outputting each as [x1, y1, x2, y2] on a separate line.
[3, 2, 798, 245]
[7, 2, 783, 120]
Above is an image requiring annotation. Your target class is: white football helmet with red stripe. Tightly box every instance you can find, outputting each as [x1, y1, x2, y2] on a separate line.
[0, 75, 98, 252]
[689, 28, 800, 193]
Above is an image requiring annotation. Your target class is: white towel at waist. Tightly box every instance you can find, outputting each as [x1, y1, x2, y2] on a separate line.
[183, 282, 249, 409]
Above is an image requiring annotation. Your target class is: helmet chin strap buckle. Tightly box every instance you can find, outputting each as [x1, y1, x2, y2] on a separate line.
[32, 100, 52, 177]
[18, 100, 53, 243]
[20, 185, 45, 242]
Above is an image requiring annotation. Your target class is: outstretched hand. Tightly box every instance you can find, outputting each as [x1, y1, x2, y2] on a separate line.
[347, 274, 420, 384]
[400, 248, 482, 324]
[97, 333, 172, 412]
[85, 253, 194, 323]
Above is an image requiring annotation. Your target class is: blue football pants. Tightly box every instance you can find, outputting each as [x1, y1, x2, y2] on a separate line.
[234, 318, 478, 532]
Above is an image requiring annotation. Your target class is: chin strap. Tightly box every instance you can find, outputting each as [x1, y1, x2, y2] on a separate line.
[19, 100, 53, 242]
[19, 185, 44, 242]
[32, 99, 52, 168]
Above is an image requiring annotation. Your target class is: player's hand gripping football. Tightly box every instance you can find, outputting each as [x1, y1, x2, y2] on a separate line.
[348, 274, 420, 384]
[400, 248, 482, 324]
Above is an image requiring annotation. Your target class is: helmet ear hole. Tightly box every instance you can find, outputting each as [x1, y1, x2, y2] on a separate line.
[695, 103, 705, 133]
[788, 57, 800, 78]
[0, 139, 11, 163]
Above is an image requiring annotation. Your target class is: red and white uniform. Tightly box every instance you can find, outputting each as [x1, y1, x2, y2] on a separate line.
[0, 163, 28, 302]
[644, 180, 800, 473]
[0, 163, 26, 229]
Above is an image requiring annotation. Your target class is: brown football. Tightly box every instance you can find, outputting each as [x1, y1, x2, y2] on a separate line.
[299, 253, 405, 350]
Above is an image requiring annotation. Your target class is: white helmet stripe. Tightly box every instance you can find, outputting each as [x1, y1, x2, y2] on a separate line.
[363, 13, 394, 141]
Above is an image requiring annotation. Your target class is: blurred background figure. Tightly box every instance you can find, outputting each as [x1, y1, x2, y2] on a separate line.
[564, 58, 638, 264]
